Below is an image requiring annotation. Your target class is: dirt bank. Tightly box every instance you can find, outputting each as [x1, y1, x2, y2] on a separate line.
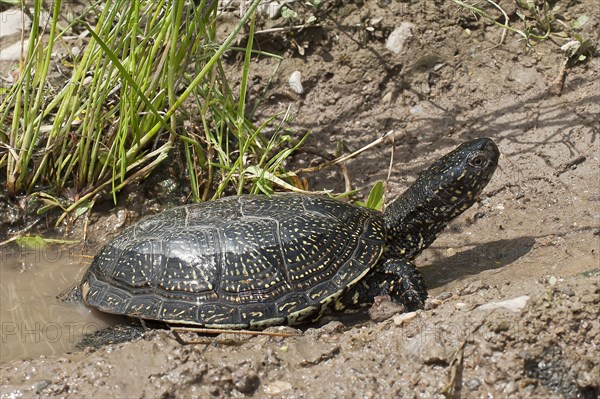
[1, 1, 599, 398]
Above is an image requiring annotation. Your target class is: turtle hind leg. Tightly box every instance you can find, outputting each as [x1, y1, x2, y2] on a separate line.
[338, 258, 428, 312]
[76, 319, 147, 349]
[56, 284, 82, 303]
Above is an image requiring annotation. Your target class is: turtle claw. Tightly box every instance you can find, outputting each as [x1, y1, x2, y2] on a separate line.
[339, 259, 427, 311]
[389, 260, 428, 311]
[365, 258, 428, 311]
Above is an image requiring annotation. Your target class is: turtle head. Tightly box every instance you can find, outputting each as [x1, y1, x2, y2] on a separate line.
[421, 137, 499, 218]
[384, 138, 499, 259]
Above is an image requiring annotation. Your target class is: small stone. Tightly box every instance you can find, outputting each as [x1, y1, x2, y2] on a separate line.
[288, 70, 304, 94]
[465, 378, 481, 391]
[264, 380, 292, 396]
[435, 292, 453, 301]
[34, 380, 51, 394]
[410, 335, 448, 365]
[368, 295, 406, 322]
[505, 381, 518, 394]
[548, 275, 557, 286]
[425, 299, 441, 309]
[370, 17, 383, 27]
[476, 295, 530, 312]
[393, 311, 417, 325]
[409, 104, 423, 115]
[492, 320, 511, 332]
[232, 370, 260, 394]
[0, 10, 30, 39]
[0, 39, 29, 61]
[382, 91, 393, 104]
[484, 371, 499, 384]
[296, 343, 340, 366]
[386, 22, 415, 54]
[258, 1, 284, 19]
[422, 340, 448, 365]
[433, 63, 445, 71]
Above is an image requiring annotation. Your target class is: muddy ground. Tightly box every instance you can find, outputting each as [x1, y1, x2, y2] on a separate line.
[1, 1, 599, 398]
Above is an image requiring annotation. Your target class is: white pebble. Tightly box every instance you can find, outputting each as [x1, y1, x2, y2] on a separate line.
[288, 70, 304, 94]
[0, 10, 29, 39]
[386, 22, 415, 54]
[393, 311, 417, 325]
[0, 40, 28, 61]
[264, 380, 293, 395]
[476, 295, 530, 312]
[258, 1, 284, 19]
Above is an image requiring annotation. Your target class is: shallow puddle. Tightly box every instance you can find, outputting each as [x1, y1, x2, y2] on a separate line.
[0, 246, 112, 362]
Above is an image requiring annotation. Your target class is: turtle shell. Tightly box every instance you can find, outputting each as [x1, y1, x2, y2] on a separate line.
[81, 193, 386, 329]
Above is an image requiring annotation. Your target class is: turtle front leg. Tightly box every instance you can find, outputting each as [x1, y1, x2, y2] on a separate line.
[338, 258, 427, 312]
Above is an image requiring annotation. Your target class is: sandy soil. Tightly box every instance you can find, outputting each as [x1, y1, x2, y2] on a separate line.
[1, 1, 599, 398]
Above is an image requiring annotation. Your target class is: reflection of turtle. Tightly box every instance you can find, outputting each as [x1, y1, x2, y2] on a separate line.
[81, 138, 499, 329]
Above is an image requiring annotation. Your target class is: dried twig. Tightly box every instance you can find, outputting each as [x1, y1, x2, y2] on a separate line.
[294, 130, 395, 174]
[171, 326, 301, 345]
[255, 24, 321, 35]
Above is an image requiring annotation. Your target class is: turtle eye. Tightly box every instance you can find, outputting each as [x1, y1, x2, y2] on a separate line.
[469, 153, 487, 168]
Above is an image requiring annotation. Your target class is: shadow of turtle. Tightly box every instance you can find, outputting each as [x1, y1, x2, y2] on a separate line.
[420, 237, 536, 290]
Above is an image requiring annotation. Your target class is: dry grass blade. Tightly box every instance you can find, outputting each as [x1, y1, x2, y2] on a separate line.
[294, 130, 395, 174]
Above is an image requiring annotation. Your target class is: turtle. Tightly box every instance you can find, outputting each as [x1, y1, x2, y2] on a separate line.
[80, 137, 499, 329]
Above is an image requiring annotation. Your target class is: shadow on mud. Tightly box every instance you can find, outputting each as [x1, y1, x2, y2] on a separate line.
[422, 237, 536, 289]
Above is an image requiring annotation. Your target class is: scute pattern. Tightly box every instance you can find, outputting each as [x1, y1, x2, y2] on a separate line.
[81, 193, 386, 328]
[220, 218, 289, 298]
[159, 230, 220, 297]
[134, 206, 187, 235]
[111, 240, 161, 288]
[279, 214, 354, 289]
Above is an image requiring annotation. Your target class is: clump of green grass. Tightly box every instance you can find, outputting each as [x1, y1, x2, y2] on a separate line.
[0, 0, 306, 225]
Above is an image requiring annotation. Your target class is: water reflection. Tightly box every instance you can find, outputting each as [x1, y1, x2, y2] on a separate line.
[0, 246, 111, 362]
